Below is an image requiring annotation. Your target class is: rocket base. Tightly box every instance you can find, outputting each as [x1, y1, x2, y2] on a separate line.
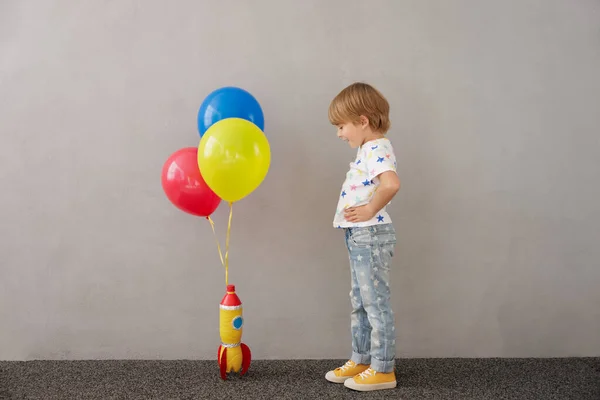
[217, 344, 252, 380]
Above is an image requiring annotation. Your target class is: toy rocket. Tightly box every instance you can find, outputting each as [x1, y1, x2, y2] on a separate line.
[218, 284, 251, 380]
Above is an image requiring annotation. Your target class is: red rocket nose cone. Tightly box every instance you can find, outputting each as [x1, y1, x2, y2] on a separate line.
[221, 284, 242, 307]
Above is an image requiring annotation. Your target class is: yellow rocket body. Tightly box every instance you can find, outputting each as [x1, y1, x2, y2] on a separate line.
[218, 307, 244, 372]
[218, 284, 251, 379]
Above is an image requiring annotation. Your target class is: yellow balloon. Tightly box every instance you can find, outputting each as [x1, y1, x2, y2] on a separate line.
[197, 118, 271, 203]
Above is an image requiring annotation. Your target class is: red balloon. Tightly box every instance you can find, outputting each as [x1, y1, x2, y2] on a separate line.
[161, 147, 221, 217]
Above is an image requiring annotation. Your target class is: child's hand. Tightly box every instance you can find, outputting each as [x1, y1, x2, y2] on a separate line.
[344, 204, 376, 223]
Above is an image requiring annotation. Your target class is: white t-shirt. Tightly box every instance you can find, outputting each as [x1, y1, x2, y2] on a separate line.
[333, 138, 398, 228]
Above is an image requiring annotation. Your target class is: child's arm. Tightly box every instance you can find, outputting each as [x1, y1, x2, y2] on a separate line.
[344, 171, 400, 222]
[366, 171, 400, 214]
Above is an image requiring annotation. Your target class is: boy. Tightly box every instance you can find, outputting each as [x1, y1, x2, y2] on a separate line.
[324, 82, 400, 392]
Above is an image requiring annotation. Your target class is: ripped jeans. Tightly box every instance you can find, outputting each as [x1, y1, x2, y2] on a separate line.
[344, 224, 397, 373]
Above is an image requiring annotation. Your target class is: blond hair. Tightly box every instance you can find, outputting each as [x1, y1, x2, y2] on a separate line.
[328, 82, 391, 133]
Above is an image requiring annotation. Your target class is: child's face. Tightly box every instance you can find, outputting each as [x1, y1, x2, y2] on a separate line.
[336, 121, 366, 149]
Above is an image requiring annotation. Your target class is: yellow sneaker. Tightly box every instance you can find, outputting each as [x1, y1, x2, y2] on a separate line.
[325, 360, 370, 383]
[344, 367, 397, 391]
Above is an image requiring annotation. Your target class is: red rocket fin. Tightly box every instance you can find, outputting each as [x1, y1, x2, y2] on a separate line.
[240, 343, 251, 376]
[219, 347, 228, 380]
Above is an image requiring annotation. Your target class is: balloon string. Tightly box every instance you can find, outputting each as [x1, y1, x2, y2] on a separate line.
[224, 202, 233, 287]
[206, 201, 233, 286]
[206, 216, 225, 269]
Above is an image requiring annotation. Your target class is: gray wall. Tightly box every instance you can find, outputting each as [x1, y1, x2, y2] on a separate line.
[1, 0, 599, 361]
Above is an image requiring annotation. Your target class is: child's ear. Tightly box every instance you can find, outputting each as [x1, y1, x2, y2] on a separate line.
[359, 115, 369, 128]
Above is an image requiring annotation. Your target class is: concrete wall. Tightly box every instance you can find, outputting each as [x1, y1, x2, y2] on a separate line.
[1, 0, 599, 360]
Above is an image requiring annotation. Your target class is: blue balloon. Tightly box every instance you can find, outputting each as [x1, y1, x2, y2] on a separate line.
[197, 86, 265, 137]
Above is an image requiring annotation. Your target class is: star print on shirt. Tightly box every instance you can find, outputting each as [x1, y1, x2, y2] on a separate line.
[333, 137, 397, 228]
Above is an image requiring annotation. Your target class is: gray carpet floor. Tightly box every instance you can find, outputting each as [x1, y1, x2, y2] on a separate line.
[1, 358, 599, 399]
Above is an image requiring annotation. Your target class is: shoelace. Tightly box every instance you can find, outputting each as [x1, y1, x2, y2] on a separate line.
[358, 368, 376, 379]
[339, 361, 355, 372]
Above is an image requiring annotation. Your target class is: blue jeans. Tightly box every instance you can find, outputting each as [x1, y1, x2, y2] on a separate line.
[344, 224, 397, 373]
